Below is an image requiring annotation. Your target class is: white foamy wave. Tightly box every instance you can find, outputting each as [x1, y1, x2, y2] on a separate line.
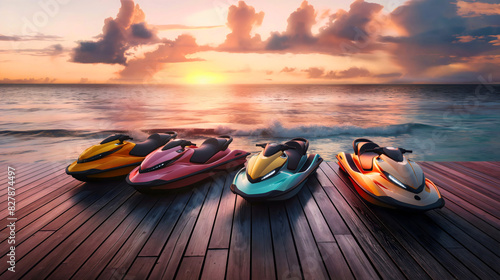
[213, 121, 436, 138]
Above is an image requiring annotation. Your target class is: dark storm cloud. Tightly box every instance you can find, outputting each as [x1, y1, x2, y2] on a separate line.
[318, 0, 383, 42]
[264, 0, 384, 55]
[72, 0, 158, 65]
[131, 23, 153, 39]
[384, 0, 500, 76]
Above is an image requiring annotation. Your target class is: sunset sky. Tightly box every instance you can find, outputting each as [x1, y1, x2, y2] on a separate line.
[0, 0, 499, 84]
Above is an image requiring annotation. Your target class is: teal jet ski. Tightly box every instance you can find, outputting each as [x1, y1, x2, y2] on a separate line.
[230, 138, 323, 201]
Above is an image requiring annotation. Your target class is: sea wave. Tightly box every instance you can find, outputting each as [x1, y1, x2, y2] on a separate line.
[211, 121, 438, 138]
[0, 121, 440, 139]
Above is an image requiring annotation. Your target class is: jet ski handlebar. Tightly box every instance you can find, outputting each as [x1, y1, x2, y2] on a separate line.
[364, 147, 412, 154]
[118, 135, 133, 143]
[399, 148, 412, 154]
[256, 143, 296, 151]
[164, 131, 178, 138]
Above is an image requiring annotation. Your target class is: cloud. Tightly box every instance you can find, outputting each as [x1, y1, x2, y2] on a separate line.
[72, 0, 158, 65]
[0, 44, 65, 57]
[457, 1, 500, 17]
[117, 34, 207, 81]
[264, 0, 384, 55]
[266, 1, 317, 50]
[219, 1, 265, 51]
[301, 66, 401, 80]
[384, 0, 500, 76]
[303, 66, 370, 79]
[0, 34, 62, 41]
[302, 67, 325, 78]
[324, 66, 370, 79]
[319, 0, 383, 42]
[280, 67, 296, 73]
[1, 77, 56, 84]
[152, 24, 223, 30]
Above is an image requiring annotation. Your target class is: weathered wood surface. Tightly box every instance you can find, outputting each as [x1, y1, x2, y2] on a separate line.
[0, 161, 498, 279]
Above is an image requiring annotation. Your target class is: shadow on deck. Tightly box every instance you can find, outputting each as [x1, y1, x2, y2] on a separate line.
[0, 161, 499, 279]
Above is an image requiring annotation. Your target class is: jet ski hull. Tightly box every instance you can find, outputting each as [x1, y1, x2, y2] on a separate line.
[66, 158, 143, 181]
[337, 152, 445, 212]
[66, 132, 177, 182]
[231, 154, 323, 202]
[127, 151, 249, 193]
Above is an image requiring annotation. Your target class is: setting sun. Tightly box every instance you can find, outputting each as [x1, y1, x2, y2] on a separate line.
[185, 72, 224, 84]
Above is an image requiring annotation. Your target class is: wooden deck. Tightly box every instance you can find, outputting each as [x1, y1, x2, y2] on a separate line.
[0, 161, 499, 279]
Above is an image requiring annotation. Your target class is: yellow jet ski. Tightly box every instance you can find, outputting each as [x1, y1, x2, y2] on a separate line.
[66, 132, 177, 181]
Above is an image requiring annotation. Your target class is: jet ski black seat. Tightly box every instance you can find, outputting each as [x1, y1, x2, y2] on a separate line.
[129, 133, 173, 157]
[285, 138, 309, 171]
[190, 136, 232, 164]
[354, 138, 380, 171]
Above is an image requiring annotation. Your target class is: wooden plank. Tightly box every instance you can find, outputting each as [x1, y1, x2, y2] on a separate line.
[336, 235, 380, 280]
[0, 169, 71, 214]
[438, 199, 500, 243]
[0, 183, 134, 279]
[0, 162, 61, 189]
[420, 164, 500, 219]
[49, 193, 150, 280]
[176, 256, 204, 280]
[318, 242, 354, 280]
[407, 213, 497, 279]
[268, 203, 302, 280]
[0, 180, 113, 260]
[319, 164, 408, 280]
[307, 173, 351, 235]
[98, 196, 175, 280]
[2, 161, 66, 193]
[139, 191, 192, 257]
[148, 181, 211, 280]
[208, 171, 237, 249]
[324, 163, 449, 279]
[421, 162, 500, 211]
[226, 195, 252, 280]
[185, 174, 226, 256]
[453, 162, 500, 185]
[3, 230, 54, 272]
[425, 210, 500, 269]
[297, 181, 335, 242]
[0, 173, 76, 220]
[125, 256, 156, 280]
[0, 162, 39, 185]
[0, 179, 85, 245]
[427, 162, 500, 200]
[285, 196, 329, 280]
[444, 162, 500, 187]
[251, 204, 276, 280]
[68, 194, 157, 280]
[200, 249, 228, 280]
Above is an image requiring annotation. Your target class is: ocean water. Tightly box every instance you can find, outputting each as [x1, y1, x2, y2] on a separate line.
[1, 84, 499, 163]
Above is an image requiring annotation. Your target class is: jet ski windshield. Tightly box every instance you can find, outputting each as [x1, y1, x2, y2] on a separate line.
[363, 146, 413, 162]
[258, 143, 295, 157]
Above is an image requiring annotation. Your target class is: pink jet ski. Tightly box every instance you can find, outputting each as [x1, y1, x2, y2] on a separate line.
[126, 135, 250, 193]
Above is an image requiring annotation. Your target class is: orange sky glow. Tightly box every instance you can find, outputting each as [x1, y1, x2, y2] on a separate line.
[0, 0, 498, 84]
